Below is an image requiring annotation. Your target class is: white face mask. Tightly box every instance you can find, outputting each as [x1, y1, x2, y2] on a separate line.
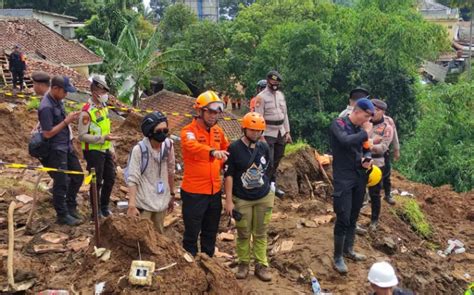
[98, 93, 109, 103]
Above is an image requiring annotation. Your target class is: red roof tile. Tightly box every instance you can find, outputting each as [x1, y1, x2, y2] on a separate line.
[0, 19, 102, 66]
[25, 58, 91, 92]
[141, 90, 242, 140]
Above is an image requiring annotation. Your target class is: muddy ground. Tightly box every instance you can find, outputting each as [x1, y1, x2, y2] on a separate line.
[0, 101, 472, 294]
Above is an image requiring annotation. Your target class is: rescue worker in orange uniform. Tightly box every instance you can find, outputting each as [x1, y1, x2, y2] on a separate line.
[180, 90, 230, 257]
[249, 80, 267, 112]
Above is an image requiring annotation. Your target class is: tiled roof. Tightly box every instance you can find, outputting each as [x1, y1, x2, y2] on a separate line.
[25, 58, 91, 92]
[0, 19, 102, 66]
[141, 90, 242, 140]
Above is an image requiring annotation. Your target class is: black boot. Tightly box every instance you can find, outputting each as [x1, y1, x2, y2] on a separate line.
[68, 206, 83, 220]
[344, 232, 367, 261]
[334, 235, 348, 274]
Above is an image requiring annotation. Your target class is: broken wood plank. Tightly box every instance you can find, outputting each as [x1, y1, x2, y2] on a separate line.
[33, 244, 67, 254]
[67, 237, 90, 252]
[15, 194, 33, 204]
[41, 232, 69, 244]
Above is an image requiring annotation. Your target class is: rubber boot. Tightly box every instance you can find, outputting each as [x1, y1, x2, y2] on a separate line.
[343, 232, 367, 261]
[334, 235, 348, 274]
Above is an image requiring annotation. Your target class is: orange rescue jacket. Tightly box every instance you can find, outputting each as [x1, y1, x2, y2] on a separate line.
[180, 119, 230, 195]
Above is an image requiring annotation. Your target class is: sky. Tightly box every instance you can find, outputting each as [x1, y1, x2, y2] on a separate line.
[143, 0, 150, 9]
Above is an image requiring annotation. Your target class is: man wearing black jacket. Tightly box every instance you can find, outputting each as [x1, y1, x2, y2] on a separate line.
[329, 98, 374, 274]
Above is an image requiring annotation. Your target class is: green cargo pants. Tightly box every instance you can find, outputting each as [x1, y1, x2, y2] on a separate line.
[234, 193, 274, 266]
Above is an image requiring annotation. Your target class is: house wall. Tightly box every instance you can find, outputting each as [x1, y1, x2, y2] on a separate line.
[426, 18, 458, 41]
[71, 65, 89, 77]
[179, 0, 219, 21]
[28, 11, 77, 39]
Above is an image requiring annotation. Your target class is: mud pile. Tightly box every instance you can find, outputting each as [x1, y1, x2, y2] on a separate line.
[277, 147, 331, 198]
[71, 216, 241, 294]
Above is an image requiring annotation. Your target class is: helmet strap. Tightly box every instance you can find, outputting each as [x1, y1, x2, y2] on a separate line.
[243, 129, 258, 144]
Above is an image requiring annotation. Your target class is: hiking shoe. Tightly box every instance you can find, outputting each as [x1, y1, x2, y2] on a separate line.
[355, 225, 368, 236]
[334, 257, 348, 274]
[57, 215, 81, 226]
[255, 263, 272, 282]
[369, 221, 378, 232]
[384, 195, 396, 205]
[235, 263, 249, 280]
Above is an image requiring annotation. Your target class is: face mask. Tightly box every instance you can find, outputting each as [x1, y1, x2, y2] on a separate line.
[98, 94, 109, 103]
[151, 131, 167, 143]
[270, 84, 279, 91]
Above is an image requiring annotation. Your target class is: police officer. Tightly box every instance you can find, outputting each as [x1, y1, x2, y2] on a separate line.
[368, 99, 394, 231]
[38, 76, 82, 225]
[329, 98, 374, 274]
[31, 72, 50, 96]
[339, 86, 370, 118]
[78, 77, 118, 217]
[254, 71, 291, 198]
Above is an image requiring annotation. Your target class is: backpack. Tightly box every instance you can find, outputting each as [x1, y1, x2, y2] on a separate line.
[124, 138, 173, 184]
[28, 131, 50, 160]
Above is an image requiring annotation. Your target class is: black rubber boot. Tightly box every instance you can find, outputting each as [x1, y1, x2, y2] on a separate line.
[344, 232, 367, 261]
[334, 235, 348, 274]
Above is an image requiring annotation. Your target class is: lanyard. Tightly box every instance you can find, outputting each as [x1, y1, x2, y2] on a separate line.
[152, 142, 165, 178]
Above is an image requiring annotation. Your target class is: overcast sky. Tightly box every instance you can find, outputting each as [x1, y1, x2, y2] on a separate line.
[143, 0, 150, 9]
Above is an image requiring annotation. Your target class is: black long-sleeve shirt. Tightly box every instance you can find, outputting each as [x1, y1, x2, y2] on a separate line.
[329, 116, 369, 187]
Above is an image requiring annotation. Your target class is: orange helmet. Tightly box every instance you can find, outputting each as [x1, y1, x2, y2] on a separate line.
[241, 112, 266, 131]
[194, 90, 224, 111]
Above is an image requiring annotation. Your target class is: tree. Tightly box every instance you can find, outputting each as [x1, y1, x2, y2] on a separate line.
[397, 82, 474, 192]
[158, 3, 197, 49]
[88, 22, 194, 106]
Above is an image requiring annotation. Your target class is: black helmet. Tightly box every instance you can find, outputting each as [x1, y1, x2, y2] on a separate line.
[141, 111, 168, 137]
[257, 79, 267, 89]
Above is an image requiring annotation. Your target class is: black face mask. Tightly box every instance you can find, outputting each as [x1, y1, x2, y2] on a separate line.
[151, 131, 167, 143]
[270, 84, 279, 91]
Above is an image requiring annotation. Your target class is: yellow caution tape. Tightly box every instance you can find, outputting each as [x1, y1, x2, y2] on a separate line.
[2, 91, 243, 121]
[0, 161, 93, 185]
[84, 173, 93, 185]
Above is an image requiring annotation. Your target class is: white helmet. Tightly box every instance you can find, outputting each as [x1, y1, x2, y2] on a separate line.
[368, 261, 399, 288]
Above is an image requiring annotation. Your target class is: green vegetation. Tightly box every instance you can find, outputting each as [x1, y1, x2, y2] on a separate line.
[284, 140, 310, 156]
[87, 22, 196, 106]
[396, 82, 474, 192]
[396, 198, 433, 239]
[9, 0, 470, 191]
[26, 98, 40, 111]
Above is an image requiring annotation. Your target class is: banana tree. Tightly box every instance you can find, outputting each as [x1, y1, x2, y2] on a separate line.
[88, 21, 198, 106]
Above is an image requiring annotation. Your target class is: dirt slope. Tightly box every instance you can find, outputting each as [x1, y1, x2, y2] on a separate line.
[0, 99, 472, 294]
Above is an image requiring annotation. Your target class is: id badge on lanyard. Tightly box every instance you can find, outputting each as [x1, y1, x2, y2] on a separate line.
[156, 180, 165, 194]
[156, 143, 165, 195]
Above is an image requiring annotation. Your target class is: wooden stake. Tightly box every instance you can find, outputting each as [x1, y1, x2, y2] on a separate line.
[90, 168, 100, 247]
[25, 174, 42, 230]
[7, 201, 16, 289]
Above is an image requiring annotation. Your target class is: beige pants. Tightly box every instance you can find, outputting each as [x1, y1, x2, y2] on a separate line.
[141, 210, 166, 234]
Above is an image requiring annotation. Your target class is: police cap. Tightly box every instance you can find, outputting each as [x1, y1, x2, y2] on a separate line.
[266, 70, 282, 82]
[31, 71, 50, 84]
